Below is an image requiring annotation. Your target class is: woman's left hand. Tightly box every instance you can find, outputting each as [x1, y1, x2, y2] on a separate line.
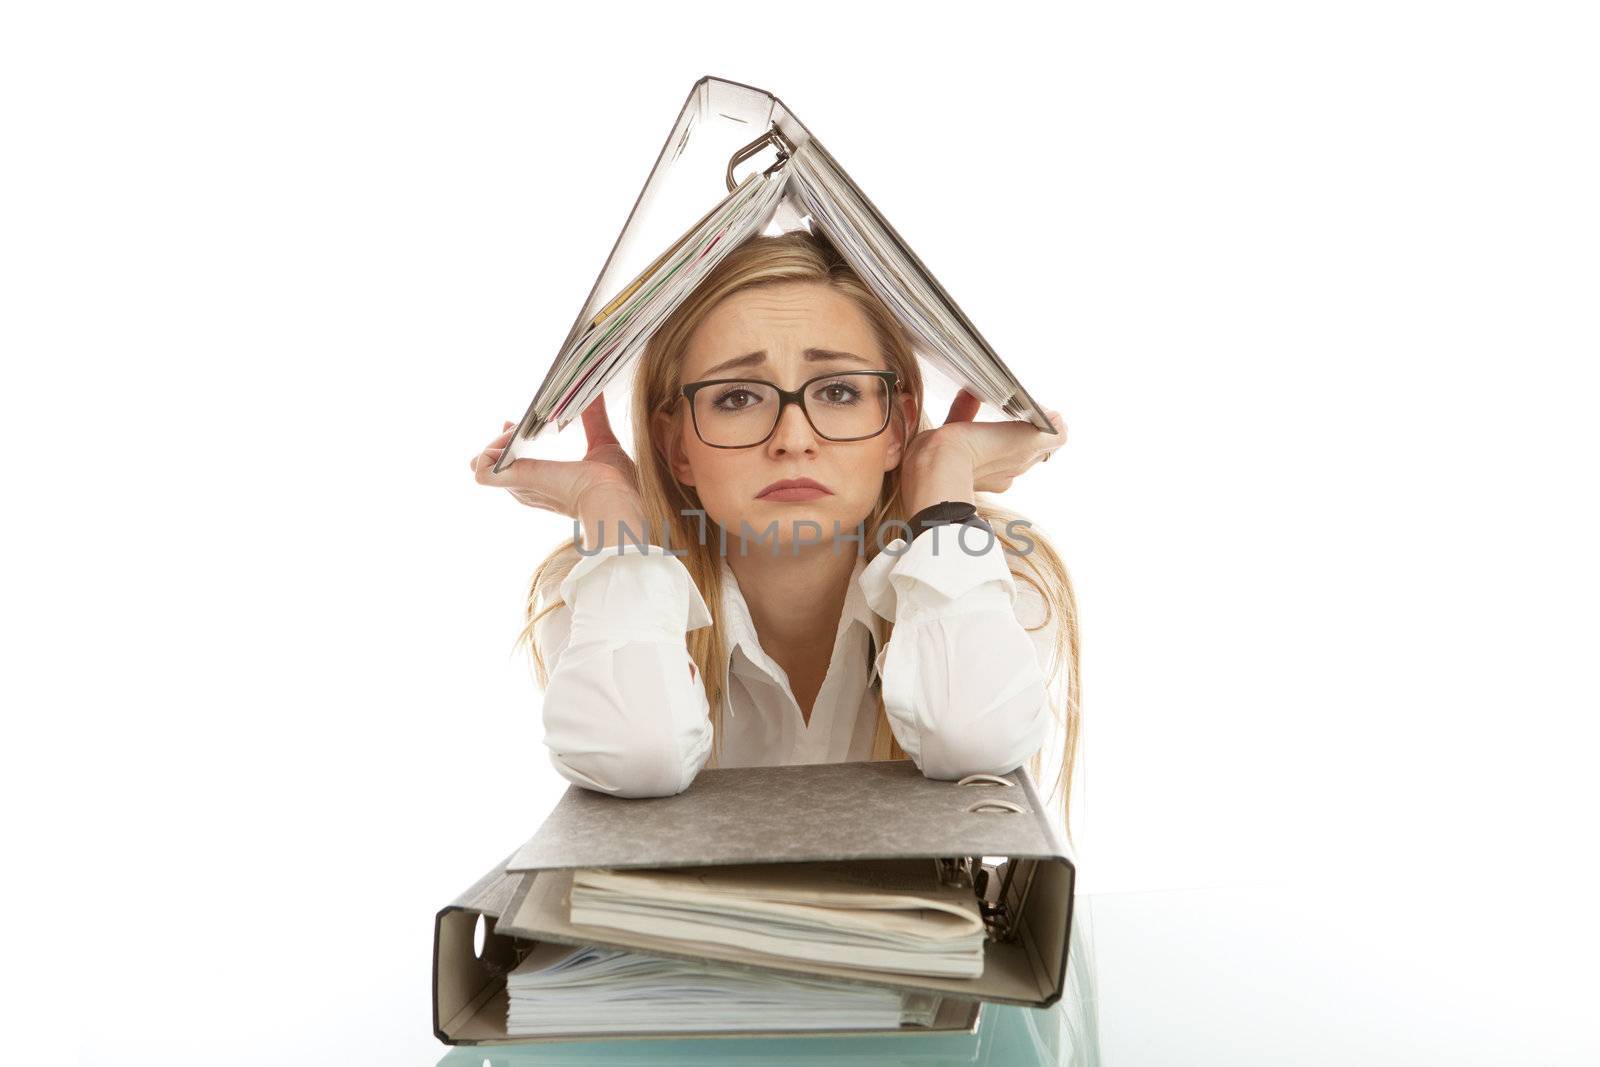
[900, 390, 1066, 512]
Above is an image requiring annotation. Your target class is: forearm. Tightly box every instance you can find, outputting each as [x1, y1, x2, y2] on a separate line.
[543, 637, 712, 798]
[860, 529, 1050, 780]
[541, 522, 716, 798]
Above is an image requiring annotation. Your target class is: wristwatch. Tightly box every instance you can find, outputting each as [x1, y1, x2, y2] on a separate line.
[908, 500, 994, 542]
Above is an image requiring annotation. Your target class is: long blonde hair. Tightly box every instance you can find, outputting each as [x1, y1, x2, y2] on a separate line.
[516, 230, 1082, 844]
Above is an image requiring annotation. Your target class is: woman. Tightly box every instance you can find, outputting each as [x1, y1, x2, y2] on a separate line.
[470, 230, 1080, 839]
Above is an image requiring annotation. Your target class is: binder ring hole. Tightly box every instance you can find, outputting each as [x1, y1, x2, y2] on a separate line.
[473, 914, 487, 959]
[957, 773, 1016, 788]
[966, 798, 1025, 815]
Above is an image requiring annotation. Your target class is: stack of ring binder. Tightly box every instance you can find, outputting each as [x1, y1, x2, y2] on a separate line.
[432, 759, 1076, 1046]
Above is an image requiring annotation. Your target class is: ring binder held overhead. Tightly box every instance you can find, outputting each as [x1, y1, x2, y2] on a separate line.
[490, 75, 1055, 475]
[432, 760, 1076, 1046]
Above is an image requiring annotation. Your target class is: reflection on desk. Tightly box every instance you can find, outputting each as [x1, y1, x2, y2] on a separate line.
[436, 1002, 1089, 1067]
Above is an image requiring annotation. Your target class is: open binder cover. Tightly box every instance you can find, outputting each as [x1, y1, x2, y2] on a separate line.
[493, 75, 1052, 473]
[491, 760, 1074, 1013]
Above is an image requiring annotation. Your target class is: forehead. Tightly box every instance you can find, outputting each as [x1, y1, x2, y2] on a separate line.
[681, 281, 883, 379]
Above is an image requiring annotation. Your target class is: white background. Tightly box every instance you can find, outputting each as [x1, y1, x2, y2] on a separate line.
[6, 2, 1596, 1064]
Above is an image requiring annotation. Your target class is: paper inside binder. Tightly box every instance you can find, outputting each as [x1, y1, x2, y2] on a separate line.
[435, 894, 985, 1044]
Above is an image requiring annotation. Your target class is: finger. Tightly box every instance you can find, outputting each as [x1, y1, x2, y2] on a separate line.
[474, 428, 514, 457]
[582, 393, 620, 449]
[473, 450, 532, 485]
[944, 389, 982, 425]
[1042, 409, 1067, 444]
[473, 452, 510, 484]
[470, 434, 515, 472]
[1035, 411, 1067, 466]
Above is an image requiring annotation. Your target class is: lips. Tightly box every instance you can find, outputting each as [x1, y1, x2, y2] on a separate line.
[757, 477, 833, 498]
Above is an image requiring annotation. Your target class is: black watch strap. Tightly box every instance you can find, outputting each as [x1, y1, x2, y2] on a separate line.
[908, 500, 993, 542]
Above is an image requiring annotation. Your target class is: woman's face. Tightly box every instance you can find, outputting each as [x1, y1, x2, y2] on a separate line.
[654, 280, 914, 552]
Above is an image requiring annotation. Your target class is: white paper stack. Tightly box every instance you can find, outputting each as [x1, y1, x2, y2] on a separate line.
[567, 858, 988, 978]
[506, 941, 942, 1037]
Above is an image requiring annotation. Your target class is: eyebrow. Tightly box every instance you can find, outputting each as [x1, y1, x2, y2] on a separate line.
[701, 348, 872, 377]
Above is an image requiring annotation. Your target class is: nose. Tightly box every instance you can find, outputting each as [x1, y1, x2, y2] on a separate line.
[765, 395, 820, 458]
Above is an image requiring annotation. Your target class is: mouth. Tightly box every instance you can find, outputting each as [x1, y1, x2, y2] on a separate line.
[757, 477, 834, 501]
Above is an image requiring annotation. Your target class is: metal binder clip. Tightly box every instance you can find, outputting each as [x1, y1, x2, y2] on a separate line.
[725, 127, 796, 193]
[976, 856, 1042, 944]
[934, 857, 973, 888]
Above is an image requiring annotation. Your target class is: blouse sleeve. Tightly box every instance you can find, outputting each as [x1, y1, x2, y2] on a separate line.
[532, 542, 715, 799]
[859, 527, 1054, 781]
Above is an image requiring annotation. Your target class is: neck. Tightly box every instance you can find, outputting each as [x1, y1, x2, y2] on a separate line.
[725, 537, 861, 657]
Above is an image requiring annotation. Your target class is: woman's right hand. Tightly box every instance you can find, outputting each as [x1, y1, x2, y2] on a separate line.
[471, 393, 642, 517]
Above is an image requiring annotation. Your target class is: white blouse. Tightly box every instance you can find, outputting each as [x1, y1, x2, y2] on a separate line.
[533, 525, 1060, 799]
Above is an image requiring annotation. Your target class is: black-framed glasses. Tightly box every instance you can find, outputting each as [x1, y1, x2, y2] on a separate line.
[677, 370, 899, 449]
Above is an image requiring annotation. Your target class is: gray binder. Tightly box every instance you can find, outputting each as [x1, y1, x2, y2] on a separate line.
[433, 759, 1075, 1046]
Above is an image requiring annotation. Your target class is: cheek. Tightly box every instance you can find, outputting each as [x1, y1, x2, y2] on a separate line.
[856, 436, 898, 483]
[682, 441, 746, 509]
[834, 441, 894, 509]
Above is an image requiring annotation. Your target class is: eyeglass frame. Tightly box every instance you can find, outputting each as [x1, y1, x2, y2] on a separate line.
[673, 369, 901, 449]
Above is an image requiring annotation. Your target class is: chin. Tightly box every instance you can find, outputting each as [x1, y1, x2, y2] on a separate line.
[759, 499, 873, 542]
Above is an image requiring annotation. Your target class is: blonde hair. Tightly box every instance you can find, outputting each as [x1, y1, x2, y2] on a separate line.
[515, 230, 1082, 844]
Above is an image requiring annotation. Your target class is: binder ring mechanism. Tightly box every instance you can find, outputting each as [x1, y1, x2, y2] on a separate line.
[946, 772, 1037, 943]
[725, 127, 797, 193]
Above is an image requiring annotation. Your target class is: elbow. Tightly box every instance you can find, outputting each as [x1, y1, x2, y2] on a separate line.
[543, 694, 711, 799]
[548, 748, 697, 799]
[913, 680, 1052, 782]
[880, 604, 1056, 784]
[540, 640, 712, 799]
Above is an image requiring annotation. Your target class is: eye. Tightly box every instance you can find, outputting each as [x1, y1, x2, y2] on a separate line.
[711, 386, 764, 411]
[812, 378, 863, 406]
